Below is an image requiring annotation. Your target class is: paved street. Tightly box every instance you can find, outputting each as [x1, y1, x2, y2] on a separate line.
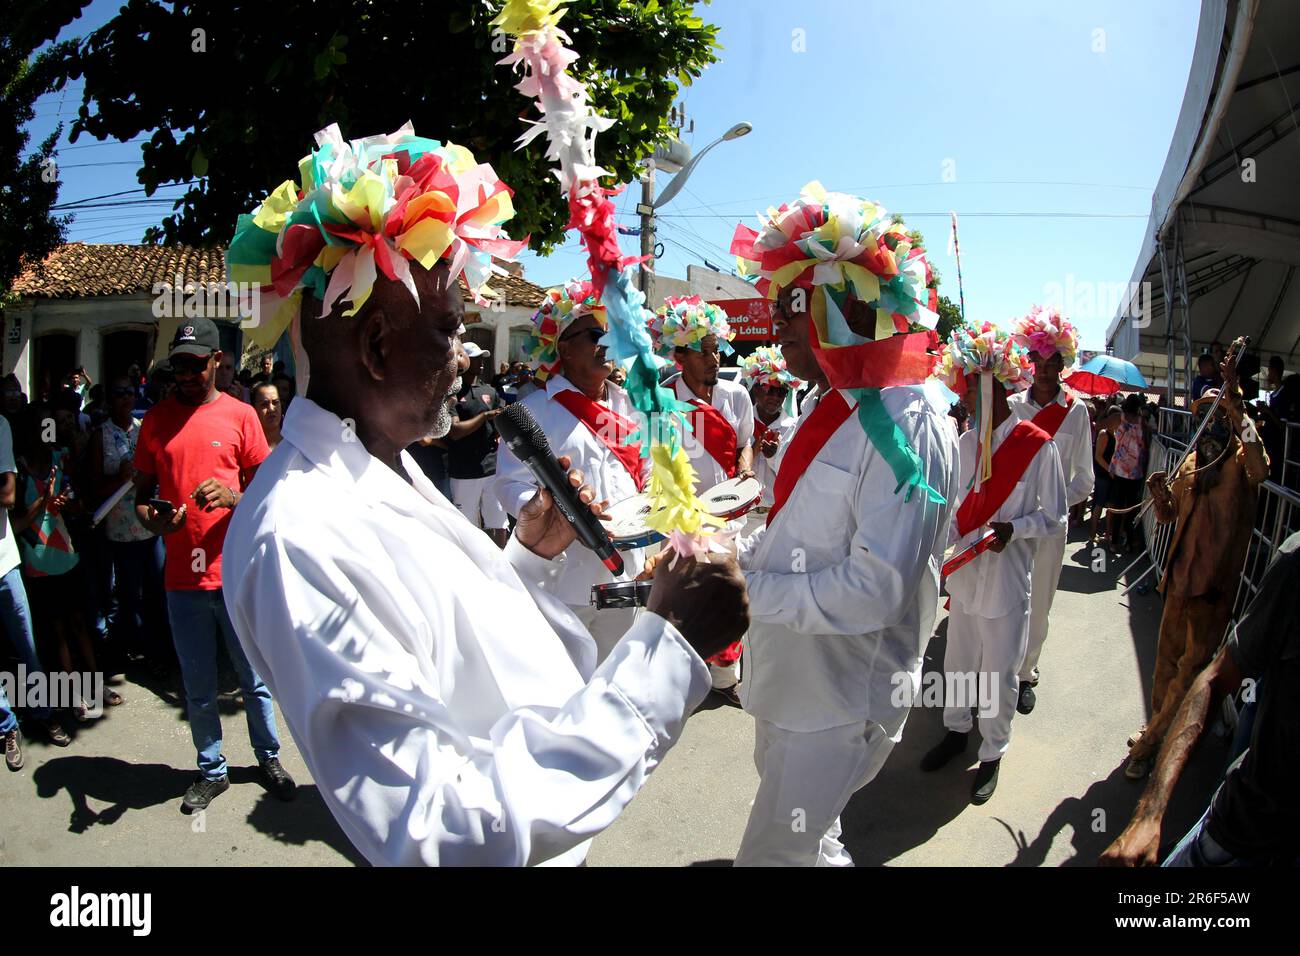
[0, 526, 1229, 867]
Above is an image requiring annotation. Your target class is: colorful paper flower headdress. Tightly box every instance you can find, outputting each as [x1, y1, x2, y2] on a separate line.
[524, 278, 606, 380]
[1012, 305, 1079, 369]
[227, 121, 527, 349]
[649, 295, 735, 358]
[729, 182, 945, 503]
[740, 345, 803, 391]
[934, 322, 1034, 395]
[934, 322, 1034, 491]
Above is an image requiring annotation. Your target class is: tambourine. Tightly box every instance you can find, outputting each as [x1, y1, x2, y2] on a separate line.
[590, 579, 653, 609]
[603, 493, 666, 551]
[699, 476, 763, 521]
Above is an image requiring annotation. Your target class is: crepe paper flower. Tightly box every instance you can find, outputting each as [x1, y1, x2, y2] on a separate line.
[524, 278, 607, 381]
[731, 181, 938, 348]
[643, 444, 725, 537]
[494, 0, 723, 541]
[932, 322, 1034, 491]
[649, 295, 736, 358]
[664, 528, 738, 569]
[730, 182, 945, 504]
[226, 122, 527, 349]
[740, 345, 804, 390]
[933, 321, 1034, 395]
[1011, 305, 1079, 369]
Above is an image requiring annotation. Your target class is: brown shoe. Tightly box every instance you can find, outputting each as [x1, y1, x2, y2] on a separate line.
[4, 729, 22, 771]
[41, 719, 72, 747]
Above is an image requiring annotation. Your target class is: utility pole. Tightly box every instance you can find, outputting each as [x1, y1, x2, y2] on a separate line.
[637, 162, 656, 307]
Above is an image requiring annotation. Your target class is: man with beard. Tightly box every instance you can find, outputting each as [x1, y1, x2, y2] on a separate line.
[131, 316, 294, 812]
[221, 125, 747, 866]
[1007, 308, 1093, 714]
[494, 280, 648, 665]
[1124, 351, 1269, 779]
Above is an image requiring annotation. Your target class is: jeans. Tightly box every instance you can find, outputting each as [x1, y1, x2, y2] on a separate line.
[109, 537, 171, 664]
[166, 588, 279, 779]
[1162, 801, 1247, 867]
[0, 566, 51, 722]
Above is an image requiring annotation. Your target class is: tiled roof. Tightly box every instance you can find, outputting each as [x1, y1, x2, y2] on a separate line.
[12, 242, 547, 308]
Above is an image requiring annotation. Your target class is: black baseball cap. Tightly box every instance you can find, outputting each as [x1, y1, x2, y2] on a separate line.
[168, 317, 221, 358]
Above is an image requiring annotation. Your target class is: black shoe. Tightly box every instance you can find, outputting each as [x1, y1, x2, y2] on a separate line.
[1016, 681, 1037, 715]
[259, 757, 297, 801]
[182, 775, 230, 813]
[4, 729, 22, 771]
[920, 731, 968, 772]
[972, 759, 1000, 804]
[711, 684, 742, 708]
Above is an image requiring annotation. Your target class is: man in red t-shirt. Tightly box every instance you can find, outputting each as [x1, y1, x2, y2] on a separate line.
[133, 317, 296, 813]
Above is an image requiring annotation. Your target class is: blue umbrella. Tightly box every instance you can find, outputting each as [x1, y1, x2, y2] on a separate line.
[1077, 355, 1148, 388]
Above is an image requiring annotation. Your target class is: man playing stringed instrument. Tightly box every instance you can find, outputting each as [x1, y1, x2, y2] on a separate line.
[921, 324, 1067, 805]
[1124, 343, 1268, 780]
[651, 296, 755, 701]
[494, 280, 649, 665]
[1008, 307, 1093, 715]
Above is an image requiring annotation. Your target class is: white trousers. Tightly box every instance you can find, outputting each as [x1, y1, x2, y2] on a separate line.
[571, 604, 637, 667]
[943, 600, 1030, 763]
[1019, 531, 1066, 682]
[451, 476, 509, 530]
[734, 719, 895, 867]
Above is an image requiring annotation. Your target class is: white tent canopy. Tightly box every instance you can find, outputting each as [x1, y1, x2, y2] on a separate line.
[1107, 0, 1300, 402]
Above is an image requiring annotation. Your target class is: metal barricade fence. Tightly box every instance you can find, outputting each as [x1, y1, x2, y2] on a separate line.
[1137, 407, 1300, 635]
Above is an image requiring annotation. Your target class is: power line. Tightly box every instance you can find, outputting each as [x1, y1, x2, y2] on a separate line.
[657, 211, 1148, 220]
[56, 137, 149, 152]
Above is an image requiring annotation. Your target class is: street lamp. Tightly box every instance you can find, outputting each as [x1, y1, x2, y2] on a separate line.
[637, 121, 753, 304]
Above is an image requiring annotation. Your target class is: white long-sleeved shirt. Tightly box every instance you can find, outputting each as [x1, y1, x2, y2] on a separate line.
[221, 397, 711, 867]
[737, 384, 960, 736]
[945, 413, 1068, 619]
[491, 374, 647, 606]
[752, 409, 799, 508]
[1008, 386, 1094, 509]
[673, 375, 755, 492]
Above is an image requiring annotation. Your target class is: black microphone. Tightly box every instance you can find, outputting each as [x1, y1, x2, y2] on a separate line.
[497, 402, 625, 576]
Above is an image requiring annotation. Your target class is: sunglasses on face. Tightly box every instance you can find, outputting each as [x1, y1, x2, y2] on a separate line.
[561, 327, 606, 347]
[170, 355, 210, 374]
[109, 387, 134, 398]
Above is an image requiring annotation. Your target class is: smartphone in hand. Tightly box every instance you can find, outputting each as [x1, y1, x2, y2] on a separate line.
[148, 498, 175, 518]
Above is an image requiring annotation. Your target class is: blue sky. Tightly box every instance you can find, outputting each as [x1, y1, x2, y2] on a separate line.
[30, 0, 1201, 348]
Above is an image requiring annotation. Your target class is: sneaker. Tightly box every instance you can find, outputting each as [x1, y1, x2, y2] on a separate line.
[972, 759, 1000, 804]
[259, 757, 297, 802]
[40, 719, 72, 747]
[4, 729, 22, 771]
[1016, 681, 1037, 715]
[920, 730, 969, 772]
[181, 775, 230, 813]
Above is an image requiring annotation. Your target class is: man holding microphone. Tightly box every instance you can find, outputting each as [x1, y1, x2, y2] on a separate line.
[221, 126, 748, 866]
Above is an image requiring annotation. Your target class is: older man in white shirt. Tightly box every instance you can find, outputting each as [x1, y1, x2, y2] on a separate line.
[922, 330, 1067, 803]
[1008, 311, 1093, 715]
[494, 281, 648, 663]
[730, 289, 959, 867]
[223, 259, 749, 866]
[740, 345, 803, 518]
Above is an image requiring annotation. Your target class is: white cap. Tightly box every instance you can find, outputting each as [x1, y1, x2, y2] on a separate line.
[463, 342, 489, 359]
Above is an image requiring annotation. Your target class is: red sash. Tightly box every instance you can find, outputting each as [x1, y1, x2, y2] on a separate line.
[687, 400, 738, 479]
[766, 389, 853, 527]
[753, 416, 776, 448]
[955, 420, 1052, 537]
[1030, 391, 1072, 439]
[552, 390, 646, 491]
